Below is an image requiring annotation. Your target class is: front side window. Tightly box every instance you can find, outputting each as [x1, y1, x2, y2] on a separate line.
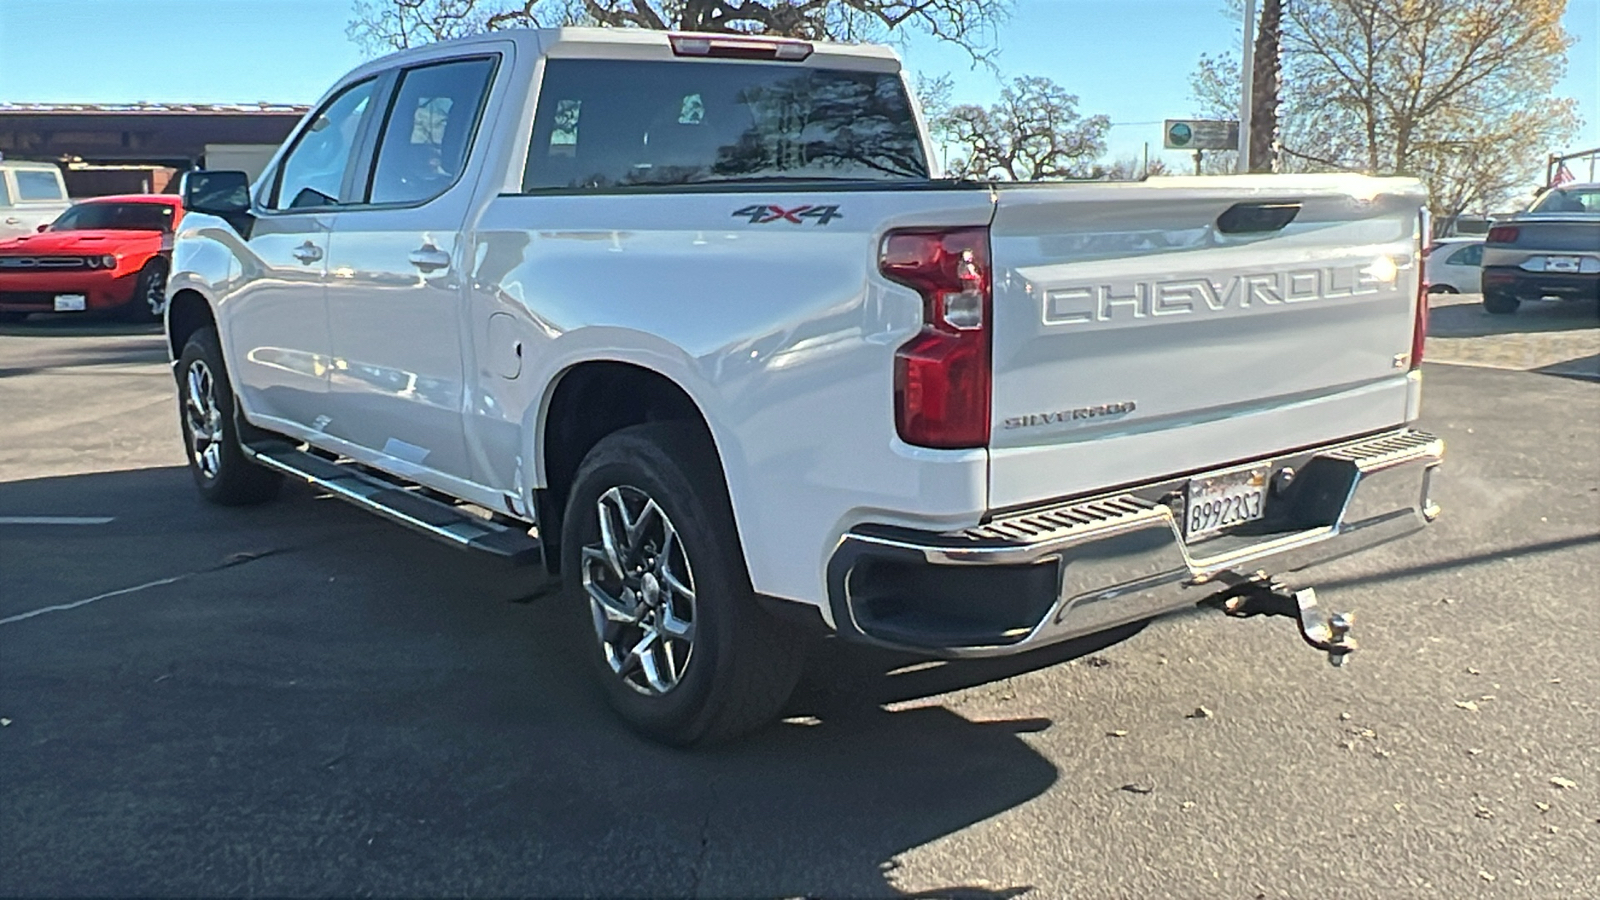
[272, 78, 377, 210]
[0, 176, 11, 206]
[523, 59, 928, 191]
[51, 202, 176, 232]
[14, 169, 65, 201]
[368, 57, 496, 205]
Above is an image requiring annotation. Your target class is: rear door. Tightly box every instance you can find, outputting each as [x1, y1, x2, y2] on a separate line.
[985, 176, 1425, 510]
[322, 52, 502, 485]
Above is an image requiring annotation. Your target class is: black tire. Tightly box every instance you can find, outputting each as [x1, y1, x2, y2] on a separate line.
[560, 422, 804, 747]
[1483, 290, 1520, 315]
[1426, 284, 1457, 295]
[176, 326, 282, 506]
[124, 258, 169, 322]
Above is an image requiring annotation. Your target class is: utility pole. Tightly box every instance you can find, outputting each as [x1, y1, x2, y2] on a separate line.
[1238, 0, 1257, 174]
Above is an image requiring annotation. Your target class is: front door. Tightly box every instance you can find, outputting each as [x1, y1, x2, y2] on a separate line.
[322, 55, 499, 485]
[226, 77, 380, 432]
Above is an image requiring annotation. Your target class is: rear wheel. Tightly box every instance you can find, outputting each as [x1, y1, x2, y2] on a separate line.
[1483, 290, 1520, 315]
[560, 422, 804, 746]
[176, 326, 282, 505]
[1427, 284, 1457, 295]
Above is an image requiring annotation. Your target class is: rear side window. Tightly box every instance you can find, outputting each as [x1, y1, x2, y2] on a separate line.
[523, 59, 928, 191]
[368, 57, 497, 205]
[1447, 243, 1483, 266]
[14, 170, 65, 201]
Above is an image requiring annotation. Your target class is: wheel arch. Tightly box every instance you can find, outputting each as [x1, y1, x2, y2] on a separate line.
[165, 288, 217, 366]
[534, 359, 733, 575]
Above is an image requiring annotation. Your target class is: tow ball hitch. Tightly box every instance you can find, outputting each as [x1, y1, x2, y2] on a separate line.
[1208, 578, 1357, 667]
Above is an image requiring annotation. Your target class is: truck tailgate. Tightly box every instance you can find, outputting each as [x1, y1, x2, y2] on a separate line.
[986, 174, 1426, 510]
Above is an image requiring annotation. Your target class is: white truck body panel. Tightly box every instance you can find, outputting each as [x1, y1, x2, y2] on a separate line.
[987, 176, 1425, 509]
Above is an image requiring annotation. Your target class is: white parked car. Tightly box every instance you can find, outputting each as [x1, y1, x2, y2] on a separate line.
[1424, 236, 1484, 294]
[165, 28, 1444, 745]
[0, 160, 72, 241]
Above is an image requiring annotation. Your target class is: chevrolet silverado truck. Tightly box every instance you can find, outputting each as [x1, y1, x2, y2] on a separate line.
[165, 28, 1443, 746]
[1481, 182, 1600, 315]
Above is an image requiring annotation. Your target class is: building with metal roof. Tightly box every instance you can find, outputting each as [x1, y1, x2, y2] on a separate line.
[0, 102, 309, 196]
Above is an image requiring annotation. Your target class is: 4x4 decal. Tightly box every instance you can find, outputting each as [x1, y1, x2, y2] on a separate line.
[732, 204, 843, 225]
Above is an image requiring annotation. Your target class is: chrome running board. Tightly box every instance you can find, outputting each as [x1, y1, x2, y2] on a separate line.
[243, 440, 543, 565]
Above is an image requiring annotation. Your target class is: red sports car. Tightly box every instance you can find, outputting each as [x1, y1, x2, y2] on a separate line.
[0, 194, 182, 323]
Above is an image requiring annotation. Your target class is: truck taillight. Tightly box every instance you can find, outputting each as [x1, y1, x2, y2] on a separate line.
[1486, 225, 1519, 244]
[1412, 212, 1428, 370]
[880, 227, 992, 449]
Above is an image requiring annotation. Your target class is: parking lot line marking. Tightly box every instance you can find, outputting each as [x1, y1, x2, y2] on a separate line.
[0, 516, 115, 525]
[0, 574, 189, 626]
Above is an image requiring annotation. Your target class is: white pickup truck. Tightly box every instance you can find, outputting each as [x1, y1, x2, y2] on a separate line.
[167, 28, 1443, 745]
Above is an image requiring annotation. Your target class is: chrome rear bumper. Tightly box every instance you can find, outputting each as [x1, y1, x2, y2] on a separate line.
[826, 429, 1443, 657]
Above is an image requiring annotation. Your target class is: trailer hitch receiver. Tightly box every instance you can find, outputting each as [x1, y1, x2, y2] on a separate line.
[1209, 578, 1356, 666]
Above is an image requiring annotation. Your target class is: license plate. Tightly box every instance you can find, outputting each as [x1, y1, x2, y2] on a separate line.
[53, 294, 86, 312]
[1546, 255, 1580, 273]
[1185, 465, 1268, 540]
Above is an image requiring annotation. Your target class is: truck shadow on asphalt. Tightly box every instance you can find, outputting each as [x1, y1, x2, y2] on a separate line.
[0, 466, 1144, 898]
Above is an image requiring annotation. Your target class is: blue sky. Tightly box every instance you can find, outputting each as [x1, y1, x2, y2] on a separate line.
[1, 0, 1595, 173]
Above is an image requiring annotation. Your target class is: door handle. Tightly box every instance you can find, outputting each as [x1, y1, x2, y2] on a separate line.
[407, 245, 451, 273]
[291, 242, 323, 264]
[3, 217, 19, 225]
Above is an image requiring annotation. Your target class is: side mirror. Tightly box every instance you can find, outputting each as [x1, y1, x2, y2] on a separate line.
[36, 223, 48, 233]
[181, 169, 252, 216]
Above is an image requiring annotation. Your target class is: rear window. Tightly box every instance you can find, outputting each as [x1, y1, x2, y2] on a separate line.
[523, 59, 928, 191]
[51, 202, 175, 232]
[1529, 187, 1600, 214]
[14, 169, 66, 201]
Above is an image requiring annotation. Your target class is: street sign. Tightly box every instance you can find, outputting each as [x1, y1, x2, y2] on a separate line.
[1164, 119, 1240, 151]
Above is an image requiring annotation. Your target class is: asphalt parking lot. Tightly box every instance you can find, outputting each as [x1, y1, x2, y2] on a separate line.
[1, 298, 1597, 899]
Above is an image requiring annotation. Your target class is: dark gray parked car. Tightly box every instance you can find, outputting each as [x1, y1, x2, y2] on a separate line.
[1480, 183, 1600, 315]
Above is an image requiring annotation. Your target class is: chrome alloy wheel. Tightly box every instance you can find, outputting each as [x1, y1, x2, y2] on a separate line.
[581, 485, 697, 696]
[143, 266, 168, 317]
[184, 360, 224, 479]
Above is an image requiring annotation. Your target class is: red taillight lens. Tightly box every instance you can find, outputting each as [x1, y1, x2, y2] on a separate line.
[881, 227, 992, 449]
[1486, 225, 1519, 244]
[1412, 217, 1428, 370]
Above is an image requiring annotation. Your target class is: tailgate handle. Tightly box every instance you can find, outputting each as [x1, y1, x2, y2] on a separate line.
[1216, 202, 1301, 234]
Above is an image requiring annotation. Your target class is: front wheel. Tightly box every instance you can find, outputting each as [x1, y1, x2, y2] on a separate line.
[125, 258, 169, 322]
[560, 422, 804, 746]
[176, 326, 282, 505]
